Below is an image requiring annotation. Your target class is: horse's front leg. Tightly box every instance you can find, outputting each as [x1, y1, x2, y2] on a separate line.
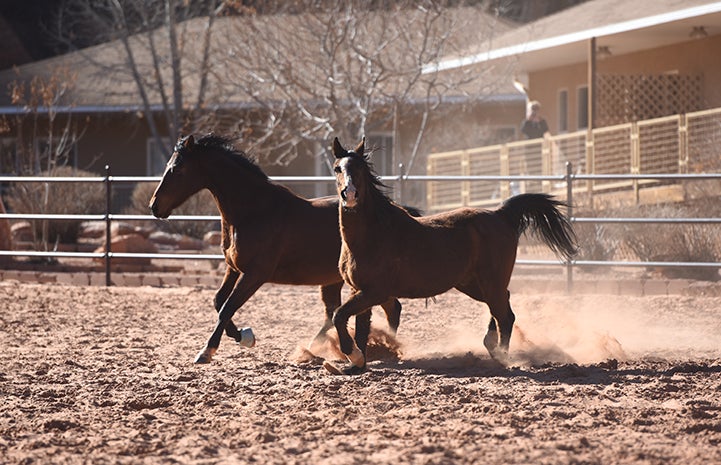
[195, 273, 265, 364]
[327, 291, 379, 375]
[215, 267, 243, 343]
[308, 281, 343, 353]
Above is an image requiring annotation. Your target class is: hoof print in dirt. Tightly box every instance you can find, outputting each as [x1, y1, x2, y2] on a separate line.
[323, 360, 367, 375]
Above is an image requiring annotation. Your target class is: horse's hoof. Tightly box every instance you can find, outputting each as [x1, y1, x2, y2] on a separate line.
[235, 327, 256, 348]
[194, 347, 216, 364]
[322, 360, 367, 376]
[347, 345, 365, 368]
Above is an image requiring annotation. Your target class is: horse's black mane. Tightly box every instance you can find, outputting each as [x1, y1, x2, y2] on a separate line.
[191, 134, 268, 180]
[346, 151, 403, 220]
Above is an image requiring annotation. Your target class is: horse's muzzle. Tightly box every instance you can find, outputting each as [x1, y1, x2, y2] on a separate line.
[149, 198, 168, 219]
[340, 186, 357, 208]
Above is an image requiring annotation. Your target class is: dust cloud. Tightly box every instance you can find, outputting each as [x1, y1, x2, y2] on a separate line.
[374, 292, 721, 367]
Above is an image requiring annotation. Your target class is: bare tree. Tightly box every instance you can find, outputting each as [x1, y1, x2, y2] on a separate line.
[1, 68, 99, 255]
[55, 0, 226, 151]
[51, 1, 510, 170]
[213, 1, 510, 170]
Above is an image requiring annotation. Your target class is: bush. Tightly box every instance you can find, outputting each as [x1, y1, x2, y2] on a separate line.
[574, 221, 622, 263]
[127, 182, 219, 239]
[619, 203, 721, 281]
[7, 166, 105, 247]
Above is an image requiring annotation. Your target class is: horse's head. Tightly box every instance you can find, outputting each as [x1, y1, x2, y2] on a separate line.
[333, 137, 372, 210]
[149, 135, 207, 219]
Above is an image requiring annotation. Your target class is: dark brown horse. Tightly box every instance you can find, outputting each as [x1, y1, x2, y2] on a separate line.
[149, 134, 405, 364]
[328, 137, 577, 374]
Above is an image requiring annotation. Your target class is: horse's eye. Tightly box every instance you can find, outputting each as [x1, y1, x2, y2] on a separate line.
[334, 166, 342, 174]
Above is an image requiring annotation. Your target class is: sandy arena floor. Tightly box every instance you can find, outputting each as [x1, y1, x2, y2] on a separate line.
[1, 280, 720, 464]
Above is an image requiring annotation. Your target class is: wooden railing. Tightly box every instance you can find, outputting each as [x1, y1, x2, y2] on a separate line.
[426, 107, 721, 212]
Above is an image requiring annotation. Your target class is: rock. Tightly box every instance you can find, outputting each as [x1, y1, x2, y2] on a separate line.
[204, 231, 222, 247]
[10, 221, 33, 243]
[95, 233, 157, 265]
[149, 231, 204, 250]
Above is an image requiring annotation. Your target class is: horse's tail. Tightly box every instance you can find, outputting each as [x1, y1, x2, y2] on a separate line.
[497, 193, 578, 261]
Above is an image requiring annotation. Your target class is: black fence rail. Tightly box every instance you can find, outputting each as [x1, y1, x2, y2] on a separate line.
[1, 164, 720, 291]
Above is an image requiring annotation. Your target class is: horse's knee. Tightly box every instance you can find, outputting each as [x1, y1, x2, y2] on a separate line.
[213, 293, 224, 311]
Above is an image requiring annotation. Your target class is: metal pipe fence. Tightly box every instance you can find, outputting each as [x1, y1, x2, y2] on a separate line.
[1, 164, 720, 291]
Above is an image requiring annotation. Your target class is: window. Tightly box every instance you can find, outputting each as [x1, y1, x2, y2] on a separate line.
[558, 89, 568, 133]
[147, 137, 172, 175]
[577, 86, 589, 129]
[367, 133, 394, 176]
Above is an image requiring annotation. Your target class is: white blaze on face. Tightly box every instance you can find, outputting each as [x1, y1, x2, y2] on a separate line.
[339, 157, 358, 208]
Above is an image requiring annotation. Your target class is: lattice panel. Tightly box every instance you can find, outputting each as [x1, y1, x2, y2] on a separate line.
[638, 118, 680, 174]
[508, 141, 543, 192]
[426, 154, 464, 211]
[686, 110, 721, 172]
[468, 148, 501, 204]
[592, 126, 632, 190]
[553, 133, 586, 175]
[597, 74, 702, 127]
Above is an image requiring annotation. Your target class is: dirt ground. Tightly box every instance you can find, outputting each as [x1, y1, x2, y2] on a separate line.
[1, 279, 720, 465]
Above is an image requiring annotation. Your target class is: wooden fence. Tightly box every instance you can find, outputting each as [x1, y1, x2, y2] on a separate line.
[426, 107, 721, 213]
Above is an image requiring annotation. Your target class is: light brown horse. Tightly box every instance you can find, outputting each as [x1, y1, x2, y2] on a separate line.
[328, 137, 577, 374]
[149, 134, 405, 363]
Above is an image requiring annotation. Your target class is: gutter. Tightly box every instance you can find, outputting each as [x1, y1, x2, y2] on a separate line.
[423, 1, 721, 74]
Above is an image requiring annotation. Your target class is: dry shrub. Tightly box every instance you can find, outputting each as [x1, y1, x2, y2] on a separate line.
[574, 221, 622, 262]
[127, 182, 219, 239]
[620, 202, 721, 281]
[7, 166, 105, 246]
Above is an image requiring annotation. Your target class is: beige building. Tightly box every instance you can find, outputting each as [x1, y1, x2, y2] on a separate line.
[424, 0, 721, 211]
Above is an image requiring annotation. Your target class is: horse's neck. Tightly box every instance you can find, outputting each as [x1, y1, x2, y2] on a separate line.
[340, 196, 398, 248]
[204, 158, 280, 220]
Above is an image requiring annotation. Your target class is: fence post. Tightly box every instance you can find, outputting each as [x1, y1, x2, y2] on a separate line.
[104, 165, 112, 287]
[678, 114, 688, 173]
[585, 130, 594, 201]
[397, 163, 405, 205]
[631, 122, 640, 204]
[565, 161, 574, 294]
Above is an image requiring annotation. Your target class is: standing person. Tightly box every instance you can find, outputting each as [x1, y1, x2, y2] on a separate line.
[520, 100, 549, 139]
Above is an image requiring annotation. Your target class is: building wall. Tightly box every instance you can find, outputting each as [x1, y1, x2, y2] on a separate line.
[528, 34, 721, 134]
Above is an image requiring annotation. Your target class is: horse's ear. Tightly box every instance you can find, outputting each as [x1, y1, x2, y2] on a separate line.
[332, 137, 346, 159]
[354, 137, 365, 158]
[183, 135, 195, 148]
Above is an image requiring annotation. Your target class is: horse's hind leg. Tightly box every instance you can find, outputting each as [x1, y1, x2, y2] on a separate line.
[308, 281, 343, 352]
[380, 299, 402, 335]
[215, 267, 243, 342]
[484, 290, 515, 362]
